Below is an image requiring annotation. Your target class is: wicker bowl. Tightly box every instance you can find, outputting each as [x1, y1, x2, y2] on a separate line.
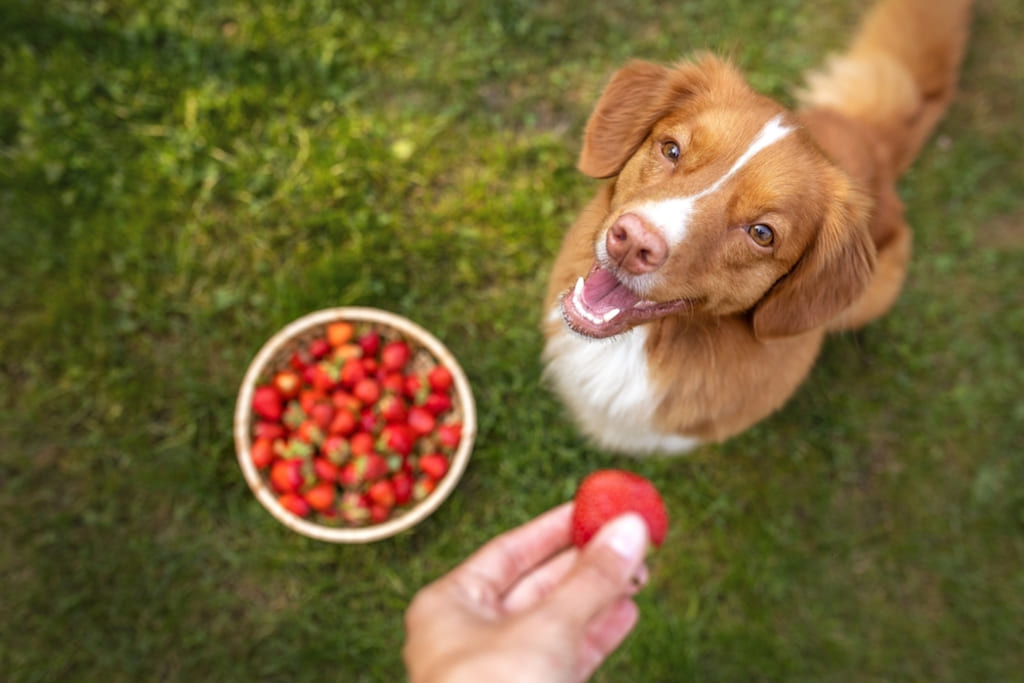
[234, 307, 476, 543]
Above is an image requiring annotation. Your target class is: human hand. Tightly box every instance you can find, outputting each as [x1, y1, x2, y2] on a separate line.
[403, 502, 650, 683]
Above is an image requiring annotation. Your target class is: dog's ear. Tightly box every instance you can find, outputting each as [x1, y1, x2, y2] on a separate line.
[752, 173, 877, 339]
[578, 55, 735, 178]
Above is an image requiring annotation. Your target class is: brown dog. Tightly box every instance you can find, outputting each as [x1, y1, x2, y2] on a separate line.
[543, 0, 972, 454]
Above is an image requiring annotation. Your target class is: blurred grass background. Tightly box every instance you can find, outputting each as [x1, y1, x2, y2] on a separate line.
[1, 0, 1021, 680]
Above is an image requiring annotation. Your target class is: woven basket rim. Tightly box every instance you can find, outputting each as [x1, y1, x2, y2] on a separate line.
[233, 307, 476, 543]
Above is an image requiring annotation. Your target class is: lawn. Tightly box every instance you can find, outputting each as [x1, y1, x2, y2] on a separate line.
[2, 0, 1022, 681]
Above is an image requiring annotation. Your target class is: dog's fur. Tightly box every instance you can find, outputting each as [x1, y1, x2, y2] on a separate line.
[542, 0, 972, 455]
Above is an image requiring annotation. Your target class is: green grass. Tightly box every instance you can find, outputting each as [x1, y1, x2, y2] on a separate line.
[2, 0, 1022, 680]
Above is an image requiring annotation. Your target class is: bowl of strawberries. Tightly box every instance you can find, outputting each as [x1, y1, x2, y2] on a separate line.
[233, 307, 476, 543]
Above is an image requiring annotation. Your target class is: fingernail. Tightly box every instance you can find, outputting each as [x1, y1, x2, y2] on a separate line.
[601, 513, 649, 562]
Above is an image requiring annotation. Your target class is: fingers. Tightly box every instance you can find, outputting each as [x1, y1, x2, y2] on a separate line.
[548, 513, 650, 629]
[446, 503, 574, 611]
[576, 598, 639, 682]
[501, 546, 578, 613]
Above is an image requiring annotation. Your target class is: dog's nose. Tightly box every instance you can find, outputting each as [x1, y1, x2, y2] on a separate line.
[605, 213, 668, 274]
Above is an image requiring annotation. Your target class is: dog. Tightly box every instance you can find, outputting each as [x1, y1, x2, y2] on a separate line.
[542, 0, 972, 455]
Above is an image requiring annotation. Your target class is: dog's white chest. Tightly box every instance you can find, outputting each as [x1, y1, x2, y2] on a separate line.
[542, 314, 700, 455]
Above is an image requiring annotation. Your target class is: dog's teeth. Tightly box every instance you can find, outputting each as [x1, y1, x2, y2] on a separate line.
[602, 308, 621, 323]
[573, 277, 585, 302]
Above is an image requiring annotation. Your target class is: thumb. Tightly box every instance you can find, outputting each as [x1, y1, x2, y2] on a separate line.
[549, 513, 650, 627]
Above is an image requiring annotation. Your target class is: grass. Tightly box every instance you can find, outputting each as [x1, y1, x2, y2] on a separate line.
[2, 0, 1022, 680]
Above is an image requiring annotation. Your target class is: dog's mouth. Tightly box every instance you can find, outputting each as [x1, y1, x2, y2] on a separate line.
[559, 263, 693, 339]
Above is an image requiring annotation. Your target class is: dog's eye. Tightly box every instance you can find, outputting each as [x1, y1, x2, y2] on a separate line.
[748, 224, 775, 247]
[660, 141, 681, 163]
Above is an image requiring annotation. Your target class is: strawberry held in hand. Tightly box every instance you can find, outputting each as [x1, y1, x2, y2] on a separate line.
[571, 469, 668, 548]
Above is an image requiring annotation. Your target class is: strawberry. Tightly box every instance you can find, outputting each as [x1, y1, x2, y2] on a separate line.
[369, 503, 391, 524]
[312, 457, 339, 482]
[309, 337, 331, 360]
[438, 423, 462, 450]
[422, 392, 452, 416]
[254, 420, 287, 441]
[326, 321, 355, 347]
[571, 469, 668, 548]
[272, 370, 302, 400]
[380, 423, 415, 456]
[349, 431, 375, 456]
[403, 374, 426, 402]
[309, 401, 335, 430]
[380, 340, 411, 372]
[340, 491, 370, 524]
[412, 475, 436, 501]
[353, 378, 381, 405]
[367, 478, 396, 508]
[418, 453, 449, 480]
[279, 492, 312, 517]
[252, 385, 284, 421]
[328, 408, 358, 436]
[381, 371, 405, 395]
[250, 437, 275, 469]
[304, 481, 335, 512]
[270, 458, 305, 493]
[357, 330, 380, 357]
[332, 342, 363, 363]
[295, 419, 323, 446]
[321, 434, 348, 464]
[310, 363, 338, 393]
[391, 471, 413, 505]
[340, 358, 366, 388]
[377, 394, 407, 424]
[289, 349, 312, 373]
[361, 452, 389, 481]
[331, 389, 362, 413]
[407, 406, 436, 436]
[427, 365, 454, 393]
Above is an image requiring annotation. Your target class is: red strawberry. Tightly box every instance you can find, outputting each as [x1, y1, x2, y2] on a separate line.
[407, 406, 436, 436]
[377, 394, 408, 423]
[340, 491, 370, 524]
[427, 365, 454, 393]
[328, 408, 357, 436]
[367, 479, 396, 508]
[309, 401, 335, 430]
[380, 340, 411, 372]
[312, 457, 339, 482]
[437, 423, 462, 450]
[380, 423, 415, 456]
[571, 469, 668, 548]
[353, 378, 381, 405]
[272, 370, 302, 400]
[289, 349, 312, 373]
[412, 475, 436, 501]
[359, 407, 382, 435]
[309, 337, 331, 360]
[252, 385, 283, 421]
[391, 471, 413, 505]
[270, 458, 305, 493]
[279, 492, 312, 517]
[403, 374, 425, 401]
[418, 453, 449, 480]
[381, 371, 405, 395]
[310, 363, 338, 393]
[304, 481, 335, 512]
[250, 437, 275, 469]
[340, 358, 366, 388]
[295, 419, 323, 446]
[326, 321, 354, 347]
[369, 503, 391, 523]
[339, 453, 388, 487]
[254, 420, 287, 441]
[362, 453, 389, 481]
[357, 331, 380, 357]
[321, 434, 348, 464]
[422, 392, 452, 416]
[349, 431, 375, 456]
[331, 389, 361, 413]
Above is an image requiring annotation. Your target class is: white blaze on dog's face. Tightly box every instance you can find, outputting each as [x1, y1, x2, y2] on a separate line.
[561, 103, 839, 339]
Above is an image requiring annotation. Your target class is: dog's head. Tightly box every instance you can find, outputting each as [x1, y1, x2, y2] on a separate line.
[560, 55, 876, 341]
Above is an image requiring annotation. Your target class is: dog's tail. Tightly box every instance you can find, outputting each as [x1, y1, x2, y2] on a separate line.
[797, 0, 972, 175]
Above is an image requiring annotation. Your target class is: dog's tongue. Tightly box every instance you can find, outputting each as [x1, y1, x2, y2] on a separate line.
[580, 265, 641, 314]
